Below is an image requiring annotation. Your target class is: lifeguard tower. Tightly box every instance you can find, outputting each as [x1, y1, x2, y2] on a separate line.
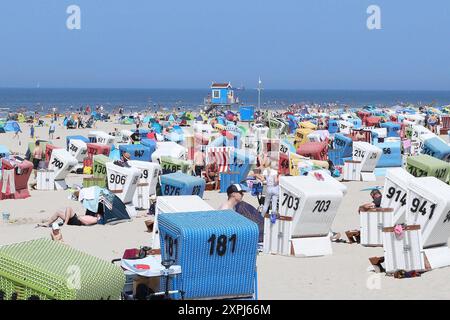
[203, 82, 238, 114]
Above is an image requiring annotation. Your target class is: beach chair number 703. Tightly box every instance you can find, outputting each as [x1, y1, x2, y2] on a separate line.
[282, 193, 300, 211]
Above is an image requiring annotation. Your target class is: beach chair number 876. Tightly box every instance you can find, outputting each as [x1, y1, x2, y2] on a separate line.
[208, 234, 237, 256]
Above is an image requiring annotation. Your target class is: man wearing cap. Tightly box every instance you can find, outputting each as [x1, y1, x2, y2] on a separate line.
[218, 184, 246, 210]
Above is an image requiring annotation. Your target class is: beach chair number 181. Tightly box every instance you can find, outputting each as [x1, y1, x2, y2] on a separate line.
[207, 234, 237, 256]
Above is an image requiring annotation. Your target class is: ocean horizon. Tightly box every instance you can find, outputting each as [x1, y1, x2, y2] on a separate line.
[1, 88, 450, 112]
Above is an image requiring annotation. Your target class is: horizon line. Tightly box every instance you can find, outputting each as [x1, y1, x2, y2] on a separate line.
[1, 87, 450, 92]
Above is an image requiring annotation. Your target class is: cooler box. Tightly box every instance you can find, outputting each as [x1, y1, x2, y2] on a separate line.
[65, 135, 89, 150]
[422, 137, 450, 161]
[48, 149, 78, 189]
[381, 168, 415, 225]
[119, 144, 152, 162]
[158, 210, 258, 299]
[105, 162, 141, 206]
[333, 133, 353, 158]
[380, 122, 400, 138]
[160, 172, 205, 198]
[297, 142, 327, 161]
[152, 195, 214, 250]
[352, 141, 382, 172]
[406, 154, 450, 182]
[239, 106, 255, 121]
[160, 156, 191, 175]
[374, 140, 402, 167]
[128, 160, 162, 209]
[0, 239, 125, 300]
[327, 119, 339, 134]
[406, 177, 450, 248]
[68, 139, 88, 164]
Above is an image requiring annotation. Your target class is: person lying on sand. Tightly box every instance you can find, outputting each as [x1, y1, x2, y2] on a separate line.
[37, 206, 101, 227]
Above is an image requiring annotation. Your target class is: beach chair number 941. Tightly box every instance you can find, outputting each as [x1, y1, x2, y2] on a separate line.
[410, 198, 437, 220]
[282, 193, 300, 211]
[208, 234, 237, 256]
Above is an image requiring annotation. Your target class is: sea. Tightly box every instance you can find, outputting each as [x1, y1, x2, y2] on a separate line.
[1, 88, 450, 112]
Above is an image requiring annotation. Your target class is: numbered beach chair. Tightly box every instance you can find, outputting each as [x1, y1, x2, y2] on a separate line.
[406, 154, 450, 182]
[106, 162, 141, 218]
[264, 175, 344, 257]
[152, 195, 214, 250]
[128, 160, 162, 210]
[48, 149, 78, 190]
[158, 210, 258, 299]
[159, 172, 205, 198]
[405, 177, 450, 270]
[0, 239, 125, 300]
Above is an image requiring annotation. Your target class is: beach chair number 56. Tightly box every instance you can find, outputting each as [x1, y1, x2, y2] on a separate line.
[208, 234, 237, 256]
[282, 193, 300, 211]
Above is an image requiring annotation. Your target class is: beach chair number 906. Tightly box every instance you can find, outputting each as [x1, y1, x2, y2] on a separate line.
[110, 174, 126, 185]
[208, 234, 237, 256]
[51, 158, 64, 169]
[282, 193, 300, 211]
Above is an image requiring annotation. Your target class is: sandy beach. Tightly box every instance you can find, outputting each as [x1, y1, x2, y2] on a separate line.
[1, 117, 449, 300]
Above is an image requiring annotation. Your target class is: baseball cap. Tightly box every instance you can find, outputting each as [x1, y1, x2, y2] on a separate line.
[226, 184, 246, 196]
[52, 222, 60, 230]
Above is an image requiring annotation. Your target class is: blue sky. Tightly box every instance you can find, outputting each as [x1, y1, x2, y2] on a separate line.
[0, 0, 449, 89]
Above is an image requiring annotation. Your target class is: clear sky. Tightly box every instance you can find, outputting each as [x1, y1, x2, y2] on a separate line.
[0, 0, 449, 90]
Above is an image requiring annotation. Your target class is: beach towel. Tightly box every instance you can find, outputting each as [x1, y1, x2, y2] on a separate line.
[1, 169, 15, 197]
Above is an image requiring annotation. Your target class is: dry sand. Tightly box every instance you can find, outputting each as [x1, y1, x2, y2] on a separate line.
[1, 118, 450, 299]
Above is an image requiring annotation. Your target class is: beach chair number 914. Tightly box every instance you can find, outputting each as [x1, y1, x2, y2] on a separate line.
[386, 187, 406, 206]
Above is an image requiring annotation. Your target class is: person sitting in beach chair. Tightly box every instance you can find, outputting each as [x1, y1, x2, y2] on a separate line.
[345, 188, 383, 243]
[204, 162, 219, 188]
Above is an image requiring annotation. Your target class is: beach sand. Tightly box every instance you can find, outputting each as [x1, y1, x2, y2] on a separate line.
[1, 118, 450, 299]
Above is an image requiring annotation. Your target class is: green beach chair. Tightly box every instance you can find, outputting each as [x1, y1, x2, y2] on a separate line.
[0, 239, 125, 300]
[160, 156, 192, 175]
[406, 154, 450, 182]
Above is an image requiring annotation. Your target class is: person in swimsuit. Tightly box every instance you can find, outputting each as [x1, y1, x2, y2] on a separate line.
[38, 207, 100, 227]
